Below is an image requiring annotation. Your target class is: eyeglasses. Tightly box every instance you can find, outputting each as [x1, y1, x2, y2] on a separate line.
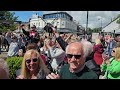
[66, 54, 82, 59]
[26, 58, 38, 64]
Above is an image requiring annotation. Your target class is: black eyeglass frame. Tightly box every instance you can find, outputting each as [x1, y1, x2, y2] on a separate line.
[26, 58, 38, 64]
[66, 54, 82, 59]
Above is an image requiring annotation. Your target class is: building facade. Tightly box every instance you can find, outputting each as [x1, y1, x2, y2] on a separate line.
[29, 12, 78, 33]
[29, 14, 46, 33]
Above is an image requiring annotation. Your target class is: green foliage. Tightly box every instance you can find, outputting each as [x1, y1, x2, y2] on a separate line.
[116, 14, 120, 24]
[116, 18, 120, 24]
[0, 11, 18, 21]
[86, 27, 101, 35]
[91, 27, 101, 33]
[0, 11, 19, 32]
[6, 56, 23, 79]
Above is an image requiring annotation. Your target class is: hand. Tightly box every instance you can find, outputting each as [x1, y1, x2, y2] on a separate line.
[52, 27, 57, 33]
[46, 73, 60, 79]
[20, 25, 26, 30]
[52, 27, 59, 38]
[99, 75, 106, 79]
[31, 75, 37, 79]
[106, 60, 110, 65]
[102, 53, 109, 61]
[16, 75, 24, 79]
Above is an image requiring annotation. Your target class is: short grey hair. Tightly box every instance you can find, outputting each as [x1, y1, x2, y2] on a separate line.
[65, 42, 83, 54]
[81, 40, 93, 58]
[66, 44, 70, 54]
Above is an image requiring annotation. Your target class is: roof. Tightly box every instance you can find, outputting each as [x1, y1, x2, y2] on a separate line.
[115, 29, 120, 33]
[102, 16, 120, 29]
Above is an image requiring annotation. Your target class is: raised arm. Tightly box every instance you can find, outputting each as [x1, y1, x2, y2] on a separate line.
[52, 27, 68, 51]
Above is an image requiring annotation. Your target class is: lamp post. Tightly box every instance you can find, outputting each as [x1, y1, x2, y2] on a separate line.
[98, 17, 102, 30]
[85, 11, 89, 39]
[98, 17, 103, 36]
[114, 30, 115, 38]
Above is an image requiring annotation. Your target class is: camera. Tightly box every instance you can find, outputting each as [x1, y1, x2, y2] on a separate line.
[44, 23, 53, 33]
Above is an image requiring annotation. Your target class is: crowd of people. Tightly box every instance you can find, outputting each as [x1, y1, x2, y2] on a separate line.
[0, 24, 120, 79]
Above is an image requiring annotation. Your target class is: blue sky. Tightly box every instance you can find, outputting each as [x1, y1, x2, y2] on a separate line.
[11, 11, 43, 22]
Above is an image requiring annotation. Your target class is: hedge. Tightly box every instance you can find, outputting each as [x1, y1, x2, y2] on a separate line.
[6, 56, 23, 79]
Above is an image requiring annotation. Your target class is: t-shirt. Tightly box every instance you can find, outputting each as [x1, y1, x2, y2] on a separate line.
[59, 64, 98, 79]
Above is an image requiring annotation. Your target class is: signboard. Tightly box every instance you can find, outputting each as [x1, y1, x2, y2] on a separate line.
[92, 33, 99, 43]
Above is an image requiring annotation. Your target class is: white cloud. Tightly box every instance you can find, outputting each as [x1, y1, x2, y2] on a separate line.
[43, 11, 120, 29]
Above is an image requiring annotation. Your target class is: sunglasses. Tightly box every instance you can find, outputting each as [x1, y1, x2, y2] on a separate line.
[66, 54, 82, 59]
[112, 50, 115, 53]
[26, 58, 38, 64]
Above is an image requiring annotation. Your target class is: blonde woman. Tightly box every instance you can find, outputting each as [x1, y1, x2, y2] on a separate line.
[101, 47, 120, 79]
[16, 49, 50, 79]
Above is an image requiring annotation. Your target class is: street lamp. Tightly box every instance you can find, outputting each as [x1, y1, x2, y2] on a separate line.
[98, 16, 103, 36]
[98, 17, 102, 30]
[85, 11, 89, 38]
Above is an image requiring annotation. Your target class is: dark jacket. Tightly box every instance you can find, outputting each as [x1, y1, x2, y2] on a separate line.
[56, 36, 68, 51]
[37, 69, 50, 79]
[59, 64, 98, 79]
[22, 29, 39, 44]
[56, 36, 100, 76]
[85, 52, 101, 76]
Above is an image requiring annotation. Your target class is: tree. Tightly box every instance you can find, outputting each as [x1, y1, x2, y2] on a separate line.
[0, 11, 19, 32]
[116, 14, 120, 24]
[87, 28, 92, 35]
[91, 27, 101, 33]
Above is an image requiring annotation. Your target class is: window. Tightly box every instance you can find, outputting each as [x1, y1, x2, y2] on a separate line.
[57, 14, 59, 18]
[55, 14, 57, 18]
[57, 22, 59, 26]
[62, 21, 64, 26]
[52, 22, 54, 25]
[66, 22, 67, 28]
[51, 15, 53, 18]
[59, 14, 61, 18]
[63, 14, 65, 18]
[65, 15, 67, 19]
[56, 14, 58, 18]
[49, 15, 52, 18]
[61, 13, 64, 18]
[46, 15, 48, 19]
[44, 15, 46, 19]
[53, 14, 55, 18]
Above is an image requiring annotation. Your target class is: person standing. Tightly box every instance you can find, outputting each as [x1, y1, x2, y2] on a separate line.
[46, 42, 98, 79]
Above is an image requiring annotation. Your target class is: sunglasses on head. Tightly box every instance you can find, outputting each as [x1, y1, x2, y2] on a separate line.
[66, 54, 82, 59]
[26, 58, 38, 64]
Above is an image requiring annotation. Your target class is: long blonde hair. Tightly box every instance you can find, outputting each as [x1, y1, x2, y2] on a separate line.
[115, 47, 120, 61]
[95, 38, 101, 45]
[21, 49, 50, 79]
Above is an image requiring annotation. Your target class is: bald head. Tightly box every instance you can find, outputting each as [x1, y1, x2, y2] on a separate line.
[66, 42, 84, 55]
[66, 42, 86, 72]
